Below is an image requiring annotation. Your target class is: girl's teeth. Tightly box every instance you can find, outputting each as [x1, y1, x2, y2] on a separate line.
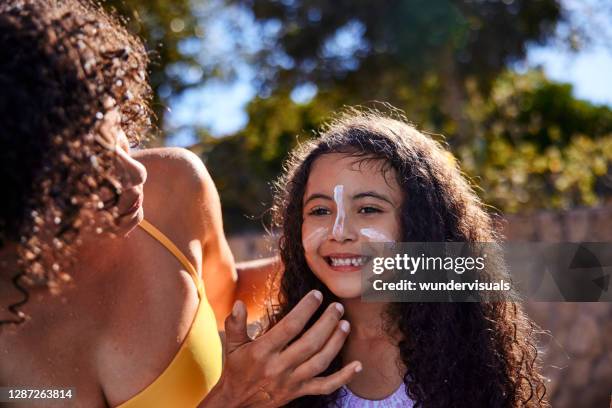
[330, 257, 366, 267]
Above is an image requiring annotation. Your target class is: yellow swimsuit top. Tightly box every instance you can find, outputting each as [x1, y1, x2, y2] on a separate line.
[116, 219, 223, 408]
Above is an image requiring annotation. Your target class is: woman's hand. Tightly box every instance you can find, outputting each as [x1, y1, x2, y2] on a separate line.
[200, 290, 361, 408]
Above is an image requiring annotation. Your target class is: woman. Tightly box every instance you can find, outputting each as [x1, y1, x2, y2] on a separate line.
[267, 109, 549, 407]
[0, 1, 361, 406]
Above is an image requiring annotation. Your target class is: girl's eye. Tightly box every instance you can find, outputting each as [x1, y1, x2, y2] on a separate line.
[359, 206, 382, 214]
[308, 207, 330, 216]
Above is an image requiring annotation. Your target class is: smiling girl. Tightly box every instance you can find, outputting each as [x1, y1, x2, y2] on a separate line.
[268, 109, 548, 407]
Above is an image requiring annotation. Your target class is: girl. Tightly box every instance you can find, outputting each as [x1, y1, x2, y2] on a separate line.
[269, 109, 548, 407]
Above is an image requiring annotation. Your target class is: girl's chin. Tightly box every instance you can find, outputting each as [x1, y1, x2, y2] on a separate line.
[309, 262, 363, 298]
[325, 282, 363, 299]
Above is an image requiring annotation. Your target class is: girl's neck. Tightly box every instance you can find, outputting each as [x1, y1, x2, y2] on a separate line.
[342, 298, 389, 339]
[340, 298, 406, 400]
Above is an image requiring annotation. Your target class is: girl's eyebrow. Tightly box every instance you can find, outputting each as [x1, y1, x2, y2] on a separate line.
[304, 193, 332, 205]
[353, 191, 394, 205]
[304, 191, 394, 205]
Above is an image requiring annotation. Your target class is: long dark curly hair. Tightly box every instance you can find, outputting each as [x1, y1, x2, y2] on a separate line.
[269, 109, 548, 407]
[0, 0, 151, 325]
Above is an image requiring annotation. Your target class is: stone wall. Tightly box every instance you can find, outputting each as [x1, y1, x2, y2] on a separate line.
[500, 206, 612, 407]
[228, 205, 612, 407]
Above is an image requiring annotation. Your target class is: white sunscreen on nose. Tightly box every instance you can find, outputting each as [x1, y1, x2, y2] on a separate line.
[332, 185, 345, 240]
[360, 228, 394, 243]
[303, 227, 329, 251]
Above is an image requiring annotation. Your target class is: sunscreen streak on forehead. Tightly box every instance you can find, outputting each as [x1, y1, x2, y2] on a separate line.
[332, 185, 345, 240]
[303, 227, 328, 251]
[360, 228, 394, 243]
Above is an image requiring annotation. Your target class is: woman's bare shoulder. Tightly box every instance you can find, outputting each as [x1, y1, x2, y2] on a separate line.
[133, 146, 208, 178]
[130, 146, 220, 258]
[133, 147, 215, 208]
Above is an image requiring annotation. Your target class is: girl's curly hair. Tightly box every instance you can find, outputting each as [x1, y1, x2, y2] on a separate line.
[269, 108, 549, 407]
[0, 0, 151, 325]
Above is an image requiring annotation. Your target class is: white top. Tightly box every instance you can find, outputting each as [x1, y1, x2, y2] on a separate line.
[335, 382, 415, 408]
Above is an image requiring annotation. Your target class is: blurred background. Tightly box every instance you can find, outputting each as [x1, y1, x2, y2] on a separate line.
[103, 0, 611, 405]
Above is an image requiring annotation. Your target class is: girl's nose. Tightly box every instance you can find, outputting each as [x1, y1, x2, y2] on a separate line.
[330, 215, 358, 242]
[330, 185, 357, 242]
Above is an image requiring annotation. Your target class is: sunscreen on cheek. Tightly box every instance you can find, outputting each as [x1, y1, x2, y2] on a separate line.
[332, 185, 346, 240]
[360, 228, 395, 243]
[303, 227, 329, 252]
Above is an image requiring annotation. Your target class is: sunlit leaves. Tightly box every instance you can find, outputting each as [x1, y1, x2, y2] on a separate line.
[459, 71, 612, 213]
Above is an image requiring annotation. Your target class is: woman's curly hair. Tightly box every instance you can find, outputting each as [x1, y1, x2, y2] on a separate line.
[269, 108, 549, 407]
[0, 0, 151, 325]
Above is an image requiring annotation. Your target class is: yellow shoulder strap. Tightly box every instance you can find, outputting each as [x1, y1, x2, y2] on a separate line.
[138, 219, 204, 298]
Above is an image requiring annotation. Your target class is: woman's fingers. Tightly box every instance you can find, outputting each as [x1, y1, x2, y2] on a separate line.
[213, 294, 360, 407]
[280, 302, 345, 367]
[224, 300, 250, 354]
[261, 290, 323, 351]
[291, 320, 351, 381]
[298, 360, 362, 396]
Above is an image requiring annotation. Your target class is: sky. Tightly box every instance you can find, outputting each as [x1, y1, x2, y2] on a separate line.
[526, 45, 612, 106]
[165, 2, 612, 147]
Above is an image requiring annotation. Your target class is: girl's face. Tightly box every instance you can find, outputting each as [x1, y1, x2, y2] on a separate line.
[302, 153, 403, 299]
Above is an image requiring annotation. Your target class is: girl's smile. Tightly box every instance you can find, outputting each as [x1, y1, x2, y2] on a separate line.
[324, 253, 371, 272]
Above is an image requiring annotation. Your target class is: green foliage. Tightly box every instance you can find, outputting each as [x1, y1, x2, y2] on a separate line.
[233, 0, 561, 91]
[102, 0, 200, 132]
[201, 92, 333, 231]
[227, 0, 567, 154]
[99, 0, 612, 231]
[204, 70, 612, 231]
[459, 70, 612, 213]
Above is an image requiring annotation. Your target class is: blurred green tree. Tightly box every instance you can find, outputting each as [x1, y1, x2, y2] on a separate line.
[231, 0, 563, 144]
[202, 69, 612, 232]
[100, 0, 612, 231]
[103, 0, 199, 136]
[460, 69, 612, 213]
[104, 0, 566, 141]
[199, 92, 335, 231]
